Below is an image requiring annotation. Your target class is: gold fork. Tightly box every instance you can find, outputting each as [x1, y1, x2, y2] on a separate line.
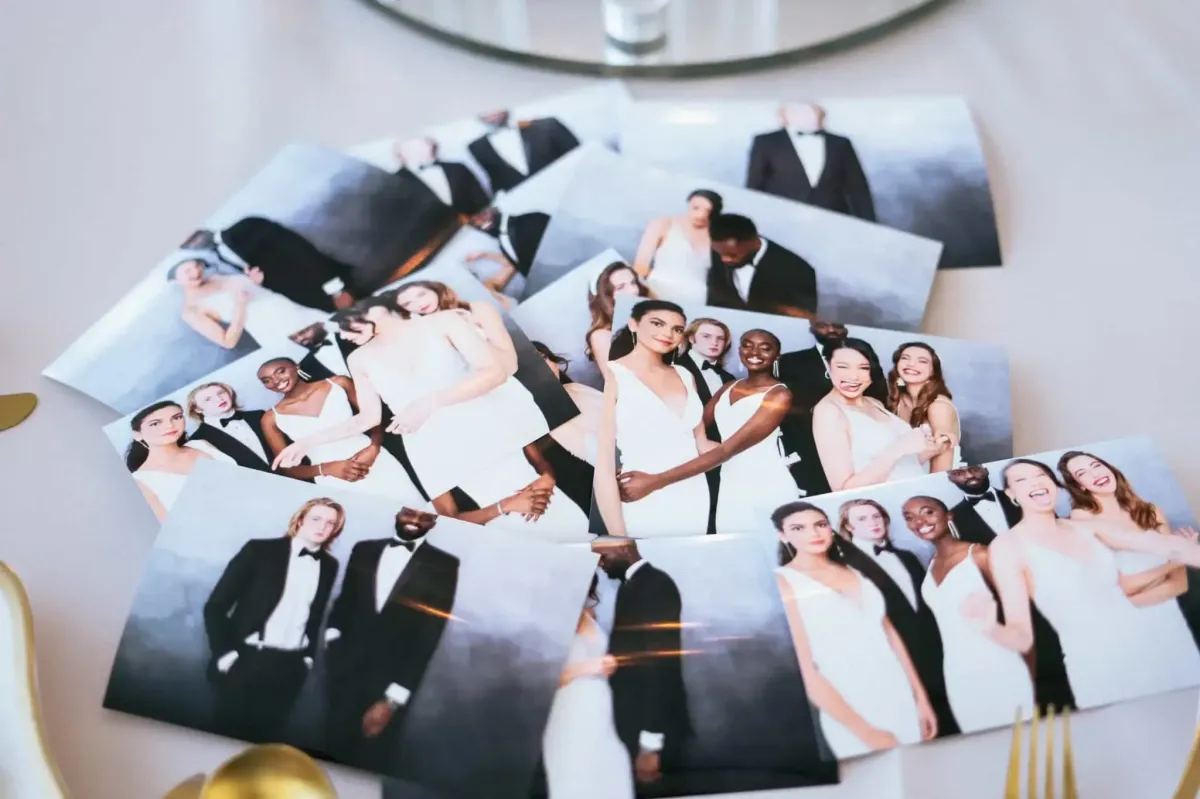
[1005, 705, 1078, 799]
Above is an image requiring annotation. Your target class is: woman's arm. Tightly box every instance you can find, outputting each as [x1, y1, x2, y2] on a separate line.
[337, 375, 383, 463]
[271, 355, 383, 469]
[432, 483, 549, 525]
[925, 399, 960, 473]
[468, 301, 519, 376]
[425, 311, 507, 408]
[136, 480, 169, 522]
[467, 251, 518, 296]
[976, 537, 1035, 653]
[261, 410, 323, 480]
[631, 219, 668, 278]
[593, 371, 626, 537]
[812, 401, 924, 491]
[181, 300, 248, 349]
[589, 328, 615, 381]
[1125, 564, 1188, 607]
[881, 616, 937, 739]
[1094, 523, 1200, 568]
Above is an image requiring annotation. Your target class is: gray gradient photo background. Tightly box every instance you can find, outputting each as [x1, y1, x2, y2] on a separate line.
[520, 148, 942, 331]
[345, 82, 630, 196]
[45, 143, 443, 414]
[103, 461, 599, 799]
[757, 435, 1200, 735]
[618, 98, 1001, 269]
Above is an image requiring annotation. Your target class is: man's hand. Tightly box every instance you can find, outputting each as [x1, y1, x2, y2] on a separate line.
[246, 266, 265, 286]
[634, 750, 661, 784]
[362, 699, 395, 738]
[350, 445, 381, 468]
[332, 291, 355, 310]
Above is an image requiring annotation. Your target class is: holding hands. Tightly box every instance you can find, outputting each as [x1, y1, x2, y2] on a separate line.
[501, 474, 557, 521]
[387, 398, 437, 435]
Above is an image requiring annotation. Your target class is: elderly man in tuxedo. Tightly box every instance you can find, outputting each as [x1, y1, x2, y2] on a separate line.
[467, 109, 580, 194]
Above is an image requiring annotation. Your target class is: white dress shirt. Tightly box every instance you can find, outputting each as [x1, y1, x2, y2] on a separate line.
[257, 538, 322, 651]
[966, 490, 1011, 535]
[851, 538, 918, 609]
[788, 130, 827, 187]
[733, 237, 770, 303]
[212, 230, 251, 271]
[687, 349, 725, 396]
[210, 411, 269, 463]
[487, 125, 528, 174]
[621, 559, 665, 753]
[375, 536, 427, 707]
[415, 164, 453, 206]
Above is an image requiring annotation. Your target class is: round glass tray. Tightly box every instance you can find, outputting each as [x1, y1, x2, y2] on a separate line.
[360, 0, 952, 78]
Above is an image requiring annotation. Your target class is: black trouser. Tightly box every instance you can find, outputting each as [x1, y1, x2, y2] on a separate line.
[214, 645, 309, 743]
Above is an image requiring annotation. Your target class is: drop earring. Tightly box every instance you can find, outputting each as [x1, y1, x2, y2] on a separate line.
[824, 369, 830, 380]
[896, 377, 906, 388]
[772, 361, 780, 378]
[631, 331, 637, 346]
[948, 519, 961, 539]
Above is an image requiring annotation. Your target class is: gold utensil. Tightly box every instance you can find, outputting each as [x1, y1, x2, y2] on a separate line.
[0, 392, 37, 431]
[1004, 705, 1078, 799]
[161, 744, 337, 798]
[1171, 716, 1200, 799]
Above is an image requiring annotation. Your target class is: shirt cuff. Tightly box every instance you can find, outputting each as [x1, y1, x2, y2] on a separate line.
[216, 650, 239, 674]
[324, 628, 341, 643]
[322, 277, 346, 296]
[303, 656, 313, 669]
[639, 731, 664, 752]
[385, 683, 412, 707]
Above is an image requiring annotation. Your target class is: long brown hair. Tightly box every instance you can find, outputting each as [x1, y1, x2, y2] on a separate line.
[887, 342, 952, 426]
[391, 280, 470, 317]
[1056, 450, 1159, 532]
[584, 261, 648, 361]
[286, 497, 346, 548]
[836, 498, 892, 543]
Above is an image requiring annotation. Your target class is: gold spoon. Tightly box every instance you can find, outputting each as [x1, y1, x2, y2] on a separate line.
[161, 744, 337, 798]
[0, 393, 37, 431]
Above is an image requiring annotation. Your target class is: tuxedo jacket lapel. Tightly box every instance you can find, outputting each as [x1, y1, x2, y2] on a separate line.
[192, 421, 269, 470]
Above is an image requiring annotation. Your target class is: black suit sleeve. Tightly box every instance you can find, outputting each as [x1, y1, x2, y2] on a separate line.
[546, 118, 580, 159]
[840, 140, 876, 222]
[203, 541, 257, 659]
[381, 553, 460, 694]
[326, 544, 365, 638]
[304, 557, 339, 659]
[637, 574, 684, 735]
[452, 163, 491, 215]
[746, 135, 770, 191]
[771, 251, 819, 315]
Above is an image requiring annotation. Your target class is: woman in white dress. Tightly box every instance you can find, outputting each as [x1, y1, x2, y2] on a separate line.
[542, 575, 635, 799]
[124, 400, 233, 522]
[901, 495, 1035, 733]
[171, 258, 327, 349]
[534, 341, 602, 466]
[615, 329, 799, 534]
[772, 502, 935, 758]
[585, 262, 651, 381]
[986, 459, 1200, 709]
[631, 189, 722, 307]
[255, 357, 422, 502]
[595, 300, 710, 538]
[887, 342, 963, 473]
[812, 338, 947, 492]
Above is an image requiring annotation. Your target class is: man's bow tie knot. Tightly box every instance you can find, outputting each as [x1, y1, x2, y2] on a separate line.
[873, 542, 897, 556]
[299, 548, 321, 560]
[701, 361, 718, 371]
[388, 538, 417, 551]
[967, 493, 996, 505]
[218, 413, 244, 427]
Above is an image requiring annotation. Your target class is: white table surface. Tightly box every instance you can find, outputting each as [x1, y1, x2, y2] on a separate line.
[3, 1, 1199, 797]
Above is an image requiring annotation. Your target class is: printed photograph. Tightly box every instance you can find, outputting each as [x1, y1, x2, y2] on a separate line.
[45, 143, 462, 414]
[618, 97, 1001, 269]
[312, 260, 593, 541]
[760, 435, 1200, 761]
[519, 147, 942, 332]
[525, 534, 837, 798]
[103, 461, 601, 798]
[586, 296, 1011, 537]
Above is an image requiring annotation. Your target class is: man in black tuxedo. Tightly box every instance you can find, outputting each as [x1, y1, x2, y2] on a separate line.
[185, 382, 274, 472]
[774, 320, 843, 498]
[289, 323, 345, 382]
[593, 537, 692, 786]
[837, 520, 960, 738]
[746, 103, 876, 222]
[707, 214, 818, 319]
[467, 205, 550, 292]
[676, 318, 735, 535]
[203, 498, 342, 742]
[184, 219, 359, 314]
[324, 508, 458, 771]
[467, 110, 580, 194]
[393, 136, 491, 217]
[946, 465, 1022, 545]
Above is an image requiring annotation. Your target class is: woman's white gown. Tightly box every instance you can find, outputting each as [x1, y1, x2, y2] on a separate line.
[920, 547, 1035, 733]
[542, 616, 635, 799]
[777, 566, 922, 759]
[271, 380, 422, 503]
[644, 221, 710, 306]
[1024, 531, 1200, 708]
[200, 279, 327, 345]
[132, 441, 233, 515]
[840, 400, 929, 485]
[610, 361, 710, 537]
[712, 383, 799, 533]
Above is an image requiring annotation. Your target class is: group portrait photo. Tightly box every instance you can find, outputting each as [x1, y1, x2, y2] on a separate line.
[761, 435, 1200, 762]
[103, 461, 601, 799]
[618, 97, 1002, 269]
[45, 143, 465, 414]
[517, 146, 943, 332]
[589, 296, 1012, 538]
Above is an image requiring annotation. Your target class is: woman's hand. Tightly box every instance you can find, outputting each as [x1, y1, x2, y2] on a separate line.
[915, 694, 938, 741]
[1174, 526, 1199, 542]
[895, 424, 937, 457]
[272, 442, 310, 470]
[233, 285, 253, 306]
[592, 654, 619, 678]
[350, 444, 380, 468]
[959, 589, 999, 632]
[501, 487, 550, 521]
[617, 470, 662, 502]
[859, 727, 901, 752]
[324, 459, 369, 482]
[386, 398, 436, 435]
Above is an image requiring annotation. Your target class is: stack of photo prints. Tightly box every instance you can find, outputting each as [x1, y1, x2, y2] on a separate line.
[46, 81, 1200, 798]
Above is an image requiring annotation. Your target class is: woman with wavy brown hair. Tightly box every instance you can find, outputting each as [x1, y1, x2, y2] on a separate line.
[584, 261, 650, 381]
[886, 342, 961, 473]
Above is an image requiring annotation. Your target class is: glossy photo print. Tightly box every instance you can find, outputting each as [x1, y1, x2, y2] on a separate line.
[45, 143, 462, 414]
[618, 97, 1001, 268]
[103, 461, 600, 799]
[519, 147, 943, 331]
[315, 259, 593, 541]
[589, 297, 1012, 538]
[759, 435, 1200, 762]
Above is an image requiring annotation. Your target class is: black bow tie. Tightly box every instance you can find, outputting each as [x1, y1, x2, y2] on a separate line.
[701, 361, 718, 371]
[873, 542, 897, 556]
[218, 413, 244, 427]
[417, 162, 439, 171]
[310, 339, 331, 350]
[967, 493, 996, 505]
[794, 130, 824, 137]
[299, 548, 321, 560]
[388, 538, 417, 551]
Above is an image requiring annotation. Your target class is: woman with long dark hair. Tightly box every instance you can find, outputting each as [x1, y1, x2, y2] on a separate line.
[902, 495, 1034, 733]
[595, 300, 709, 537]
[1058, 450, 1200, 652]
[631, 189, 723, 306]
[812, 338, 945, 491]
[887, 342, 962, 473]
[986, 459, 1200, 708]
[772, 501, 933, 757]
[125, 400, 231, 521]
[585, 262, 650, 381]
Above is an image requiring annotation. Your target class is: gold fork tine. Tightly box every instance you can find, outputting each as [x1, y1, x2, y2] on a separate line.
[1062, 706, 1078, 799]
[1005, 706, 1024, 799]
[1044, 705, 1056, 799]
[1171, 716, 1200, 799]
[1028, 704, 1042, 798]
